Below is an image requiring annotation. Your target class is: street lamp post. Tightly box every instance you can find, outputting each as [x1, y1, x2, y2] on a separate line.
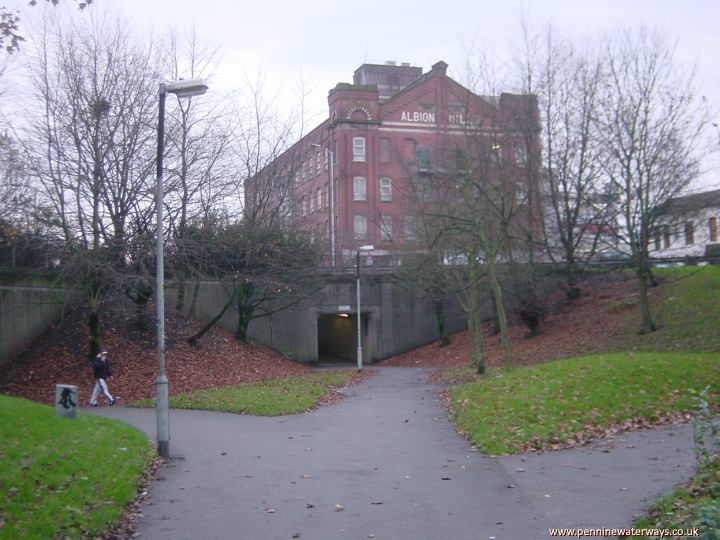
[356, 244, 374, 371]
[155, 78, 208, 458]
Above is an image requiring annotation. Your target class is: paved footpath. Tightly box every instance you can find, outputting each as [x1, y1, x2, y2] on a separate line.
[87, 367, 697, 540]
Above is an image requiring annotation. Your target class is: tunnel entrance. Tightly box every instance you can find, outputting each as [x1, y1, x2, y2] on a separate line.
[317, 313, 370, 365]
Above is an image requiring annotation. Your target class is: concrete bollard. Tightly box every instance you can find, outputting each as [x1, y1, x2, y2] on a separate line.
[55, 384, 78, 419]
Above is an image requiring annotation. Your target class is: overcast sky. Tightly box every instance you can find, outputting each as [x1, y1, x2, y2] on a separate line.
[8, 0, 720, 190]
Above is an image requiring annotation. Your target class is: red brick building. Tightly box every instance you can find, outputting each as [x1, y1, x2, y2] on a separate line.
[246, 60, 541, 266]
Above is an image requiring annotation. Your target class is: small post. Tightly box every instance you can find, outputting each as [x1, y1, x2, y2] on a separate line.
[55, 384, 78, 419]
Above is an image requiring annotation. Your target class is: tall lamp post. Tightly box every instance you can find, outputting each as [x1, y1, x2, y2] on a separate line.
[155, 78, 208, 458]
[356, 244, 374, 371]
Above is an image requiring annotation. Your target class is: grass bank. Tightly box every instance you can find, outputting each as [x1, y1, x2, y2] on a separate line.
[0, 395, 154, 539]
[130, 371, 359, 415]
[450, 352, 720, 455]
[616, 266, 720, 352]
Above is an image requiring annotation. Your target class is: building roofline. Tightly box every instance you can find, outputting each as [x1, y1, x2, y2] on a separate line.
[658, 188, 720, 215]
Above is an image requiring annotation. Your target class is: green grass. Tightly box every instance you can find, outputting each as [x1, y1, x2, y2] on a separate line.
[616, 266, 720, 352]
[629, 459, 720, 538]
[0, 395, 154, 539]
[130, 372, 358, 415]
[450, 352, 720, 455]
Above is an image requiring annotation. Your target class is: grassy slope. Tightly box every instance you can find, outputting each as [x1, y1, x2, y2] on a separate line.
[130, 372, 359, 415]
[452, 352, 719, 455]
[614, 266, 720, 352]
[451, 266, 720, 453]
[0, 395, 154, 539]
[448, 266, 720, 535]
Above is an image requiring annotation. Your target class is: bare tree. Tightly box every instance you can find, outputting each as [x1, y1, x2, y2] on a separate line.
[401, 89, 538, 373]
[183, 216, 323, 345]
[597, 28, 708, 333]
[158, 27, 235, 313]
[514, 26, 612, 298]
[22, 10, 160, 353]
[181, 73, 323, 345]
[0, 133, 33, 227]
[1, 0, 94, 54]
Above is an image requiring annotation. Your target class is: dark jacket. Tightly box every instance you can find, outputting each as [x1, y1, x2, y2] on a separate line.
[92, 356, 112, 380]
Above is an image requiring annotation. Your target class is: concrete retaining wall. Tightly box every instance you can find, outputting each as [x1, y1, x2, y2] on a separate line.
[169, 274, 467, 364]
[0, 286, 71, 364]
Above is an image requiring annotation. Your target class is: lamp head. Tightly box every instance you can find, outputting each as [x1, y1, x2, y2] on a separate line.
[162, 78, 208, 98]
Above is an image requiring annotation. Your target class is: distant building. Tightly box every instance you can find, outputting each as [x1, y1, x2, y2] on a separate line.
[245, 60, 541, 266]
[650, 189, 720, 259]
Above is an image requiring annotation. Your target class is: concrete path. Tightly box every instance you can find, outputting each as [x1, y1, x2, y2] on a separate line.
[86, 367, 697, 540]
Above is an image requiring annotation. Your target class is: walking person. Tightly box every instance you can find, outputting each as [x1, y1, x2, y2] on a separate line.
[89, 349, 115, 406]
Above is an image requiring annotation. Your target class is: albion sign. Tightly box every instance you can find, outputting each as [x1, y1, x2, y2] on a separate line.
[399, 110, 469, 125]
[400, 111, 435, 123]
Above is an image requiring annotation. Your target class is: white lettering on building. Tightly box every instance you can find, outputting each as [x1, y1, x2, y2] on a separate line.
[400, 111, 436, 123]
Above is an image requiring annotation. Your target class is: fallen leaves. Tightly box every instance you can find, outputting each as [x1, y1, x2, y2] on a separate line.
[0, 309, 314, 405]
[382, 274, 642, 372]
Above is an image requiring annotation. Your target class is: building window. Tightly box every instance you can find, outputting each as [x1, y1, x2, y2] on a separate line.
[316, 188, 322, 210]
[654, 230, 661, 251]
[380, 138, 391, 163]
[324, 148, 329, 170]
[404, 138, 416, 161]
[323, 184, 328, 208]
[316, 153, 321, 175]
[685, 221, 694, 245]
[380, 215, 393, 241]
[455, 148, 468, 171]
[404, 216, 417, 241]
[380, 177, 392, 202]
[710, 217, 718, 242]
[515, 144, 528, 166]
[416, 147, 431, 170]
[353, 137, 366, 162]
[414, 176, 431, 203]
[353, 176, 366, 201]
[301, 197, 306, 217]
[354, 215, 367, 239]
[309, 191, 314, 213]
[663, 225, 671, 249]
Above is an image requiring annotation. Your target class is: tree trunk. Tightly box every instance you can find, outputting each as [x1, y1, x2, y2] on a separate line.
[565, 261, 581, 300]
[175, 271, 187, 312]
[433, 293, 450, 347]
[188, 278, 201, 318]
[88, 309, 102, 359]
[636, 265, 657, 334]
[87, 285, 103, 359]
[235, 281, 255, 342]
[488, 258, 512, 370]
[467, 260, 485, 374]
[129, 278, 153, 331]
[187, 293, 234, 346]
[468, 309, 485, 374]
[491, 295, 501, 335]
